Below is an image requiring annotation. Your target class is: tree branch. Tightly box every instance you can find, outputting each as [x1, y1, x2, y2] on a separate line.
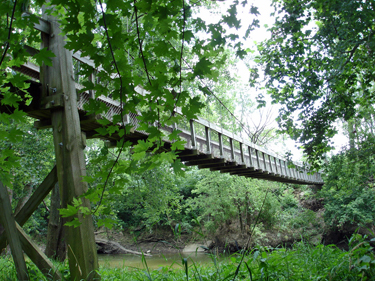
[0, 0, 17, 68]
[134, 0, 152, 86]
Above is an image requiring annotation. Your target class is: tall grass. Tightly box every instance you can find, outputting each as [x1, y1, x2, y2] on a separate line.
[2, 233, 374, 280]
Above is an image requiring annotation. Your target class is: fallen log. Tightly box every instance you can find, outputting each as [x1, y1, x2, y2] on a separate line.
[95, 238, 152, 256]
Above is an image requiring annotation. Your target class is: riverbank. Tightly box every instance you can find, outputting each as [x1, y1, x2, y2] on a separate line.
[2, 233, 375, 280]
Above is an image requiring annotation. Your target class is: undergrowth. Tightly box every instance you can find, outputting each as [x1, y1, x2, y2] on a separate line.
[1, 233, 374, 280]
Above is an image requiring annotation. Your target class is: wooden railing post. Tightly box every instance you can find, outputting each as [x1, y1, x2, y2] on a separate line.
[248, 146, 254, 168]
[229, 138, 235, 162]
[205, 126, 211, 154]
[239, 143, 245, 165]
[255, 149, 261, 170]
[190, 120, 197, 149]
[268, 155, 273, 174]
[218, 133, 224, 158]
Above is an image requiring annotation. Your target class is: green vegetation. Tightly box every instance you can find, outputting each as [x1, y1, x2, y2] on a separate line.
[1, 232, 375, 280]
[1, 0, 375, 279]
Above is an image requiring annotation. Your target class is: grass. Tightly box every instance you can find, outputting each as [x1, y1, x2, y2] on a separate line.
[1, 233, 374, 280]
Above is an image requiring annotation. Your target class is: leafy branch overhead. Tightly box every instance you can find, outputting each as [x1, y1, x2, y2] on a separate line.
[0, 0, 259, 225]
[252, 0, 375, 168]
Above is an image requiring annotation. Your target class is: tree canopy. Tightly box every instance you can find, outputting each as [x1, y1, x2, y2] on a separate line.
[252, 0, 375, 168]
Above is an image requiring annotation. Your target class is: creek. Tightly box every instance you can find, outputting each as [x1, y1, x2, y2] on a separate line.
[98, 252, 220, 269]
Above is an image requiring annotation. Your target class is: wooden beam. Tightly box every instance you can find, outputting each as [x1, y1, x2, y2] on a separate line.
[0, 182, 29, 281]
[0, 166, 57, 251]
[22, 12, 51, 34]
[41, 15, 99, 280]
[16, 223, 62, 280]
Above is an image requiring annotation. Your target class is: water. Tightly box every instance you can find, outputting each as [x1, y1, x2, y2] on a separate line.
[98, 252, 219, 269]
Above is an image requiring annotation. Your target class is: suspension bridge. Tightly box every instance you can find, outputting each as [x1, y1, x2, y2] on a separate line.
[0, 12, 323, 281]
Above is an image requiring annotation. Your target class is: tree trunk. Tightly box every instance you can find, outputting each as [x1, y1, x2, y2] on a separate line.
[45, 183, 66, 262]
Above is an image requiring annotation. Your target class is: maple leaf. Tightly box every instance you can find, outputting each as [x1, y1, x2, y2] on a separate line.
[193, 58, 213, 79]
[33, 47, 56, 67]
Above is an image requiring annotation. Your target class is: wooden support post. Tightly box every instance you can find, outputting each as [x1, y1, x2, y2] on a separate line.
[279, 159, 284, 177]
[229, 138, 235, 162]
[0, 166, 57, 250]
[205, 126, 211, 154]
[218, 133, 224, 158]
[248, 146, 254, 167]
[255, 149, 261, 170]
[190, 120, 197, 149]
[285, 161, 291, 178]
[273, 157, 281, 176]
[239, 143, 245, 165]
[262, 153, 267, 171]
[16, 223, 62, 280]
[0, 181, 29, 281]
[268, 155, 273, 174]
[40, 16, 99, 281]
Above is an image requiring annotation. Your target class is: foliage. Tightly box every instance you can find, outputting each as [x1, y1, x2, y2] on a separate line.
[320, 137, 375, 229]
[2, 232, 375, 280]
[252, 0, 375, 168]
[185, 170, 283, 233]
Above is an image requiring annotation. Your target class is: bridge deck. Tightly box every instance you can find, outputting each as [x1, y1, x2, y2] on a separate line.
[7, 61, 323, 185]
[4, 15, 323, 186]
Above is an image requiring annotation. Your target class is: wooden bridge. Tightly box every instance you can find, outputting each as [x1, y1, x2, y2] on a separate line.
[0, 12, 323, 281]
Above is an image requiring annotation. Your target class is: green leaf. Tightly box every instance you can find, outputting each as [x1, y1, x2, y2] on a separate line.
[33, 47, 56, 67]
[59, 204, 78, 218]
[65, 218, 82, 228]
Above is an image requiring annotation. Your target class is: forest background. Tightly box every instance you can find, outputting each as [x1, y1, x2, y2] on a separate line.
[1, 0, 375, 278]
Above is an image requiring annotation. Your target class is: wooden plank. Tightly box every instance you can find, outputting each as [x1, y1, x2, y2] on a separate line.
[15, 166, 57, 226]
[16, 223, 62, 280]
[0, 168, 57, 250]
[22, 12, 50, 34]
[41, 15, 99, 281]
[0, 166, 57, 251]
[185, 158, 225, 166]
[0, 181, 29, 281]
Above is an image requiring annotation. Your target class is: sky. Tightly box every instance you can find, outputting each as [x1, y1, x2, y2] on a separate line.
[196, 0, 348, 161]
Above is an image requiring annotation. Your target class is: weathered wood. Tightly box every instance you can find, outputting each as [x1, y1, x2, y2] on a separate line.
[41, 15, 99, 281]
[239, 143, 245, 165]
[22, 12, 51, 34]
[0, 166, 57, 251]
[0, 181, 29, 281]
[95, 239, 152, 256]
[229, 138, 235, 161]
[218, 133, 224, 158]
[255, 149, 261, 171]
[268, 155, 273, 174]
[205, 127, 211, 154]
[45, 182, 66, 262]
[190, 120, 196, 149]
[16, 223, 62, 280]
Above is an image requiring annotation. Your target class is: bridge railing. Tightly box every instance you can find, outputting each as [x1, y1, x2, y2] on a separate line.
[14, 13, 323, 185]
